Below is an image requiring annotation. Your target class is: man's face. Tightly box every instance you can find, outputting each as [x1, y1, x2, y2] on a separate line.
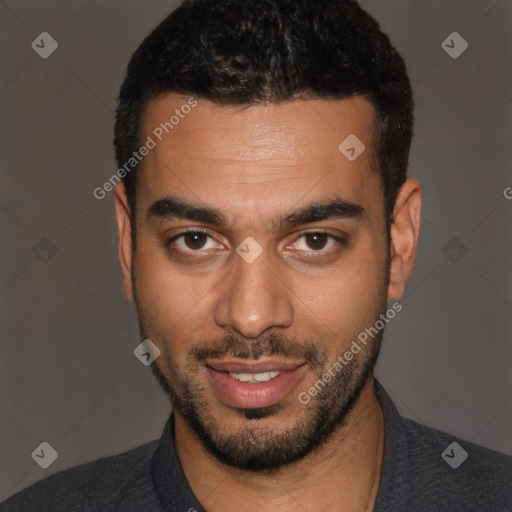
[121, 94, 391, 469]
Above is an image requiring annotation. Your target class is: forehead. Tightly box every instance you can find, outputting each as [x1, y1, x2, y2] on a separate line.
[137, 93, 381, 223]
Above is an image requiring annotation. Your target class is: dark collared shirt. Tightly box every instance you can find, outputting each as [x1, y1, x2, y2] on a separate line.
[1, 380, 511, 511]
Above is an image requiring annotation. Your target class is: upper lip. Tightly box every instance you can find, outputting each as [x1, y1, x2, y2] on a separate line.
[206, 358, 307, 373]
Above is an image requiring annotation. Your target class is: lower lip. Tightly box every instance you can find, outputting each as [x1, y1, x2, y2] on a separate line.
[206, 365, 308, 409]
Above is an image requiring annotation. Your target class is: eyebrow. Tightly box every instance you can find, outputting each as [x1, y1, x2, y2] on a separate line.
[278, 197, 365, 229]
[146, 195, 365, 230]
[147, 197, 227, 226]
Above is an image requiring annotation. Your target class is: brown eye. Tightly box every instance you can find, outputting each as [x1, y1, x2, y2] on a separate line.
[289, 232, 342, 254]
[183, 232, 209, 250]
[167, 229, 223, 255]
[304, 233, 329, 250]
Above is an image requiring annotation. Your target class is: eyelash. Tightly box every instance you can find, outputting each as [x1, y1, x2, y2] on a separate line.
[164, 229, 347, 258]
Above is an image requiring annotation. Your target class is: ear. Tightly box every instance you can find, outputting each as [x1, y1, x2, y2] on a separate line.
[114, 182, 135, 303]
[387, 179, 422, 300]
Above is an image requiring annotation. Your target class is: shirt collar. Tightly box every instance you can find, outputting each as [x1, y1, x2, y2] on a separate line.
[150, 413, 207, 512]
[373, 378, 411, 511]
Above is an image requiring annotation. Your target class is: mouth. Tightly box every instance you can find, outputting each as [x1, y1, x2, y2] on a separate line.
[204, 358, 309, 409]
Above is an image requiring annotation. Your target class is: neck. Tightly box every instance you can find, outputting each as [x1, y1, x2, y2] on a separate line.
[175, 377, 385, 512]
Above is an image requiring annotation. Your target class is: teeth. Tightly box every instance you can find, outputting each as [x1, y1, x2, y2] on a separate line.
[253, 372, 270, 382]
[228, 371, 281, 383]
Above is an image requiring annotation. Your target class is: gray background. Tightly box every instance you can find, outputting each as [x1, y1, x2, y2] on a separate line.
[1, 0, 511, 501]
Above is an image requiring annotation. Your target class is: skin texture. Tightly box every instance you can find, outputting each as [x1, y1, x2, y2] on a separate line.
[114, 94, 421, 511]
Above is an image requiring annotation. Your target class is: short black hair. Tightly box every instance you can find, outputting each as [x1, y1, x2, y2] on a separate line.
[114, 0, 413, 220]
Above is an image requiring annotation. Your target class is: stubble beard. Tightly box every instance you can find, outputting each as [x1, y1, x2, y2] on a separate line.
[138, 308, 386, 471]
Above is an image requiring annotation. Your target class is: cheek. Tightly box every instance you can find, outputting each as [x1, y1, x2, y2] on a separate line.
[296, 243, 386, 331]
[133, 239, 215, 346]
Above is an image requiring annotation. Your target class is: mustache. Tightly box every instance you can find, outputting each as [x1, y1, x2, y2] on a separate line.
[188, 332, 328, 368]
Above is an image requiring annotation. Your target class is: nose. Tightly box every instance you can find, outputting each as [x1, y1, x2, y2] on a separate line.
[214, 248, 294, 338]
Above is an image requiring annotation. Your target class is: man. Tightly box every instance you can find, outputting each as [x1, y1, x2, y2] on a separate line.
[2, 0, 511, 511]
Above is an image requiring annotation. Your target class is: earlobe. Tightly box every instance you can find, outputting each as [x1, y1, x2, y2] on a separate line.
[114, 183, 135, 303]
[387, 179, 422, 300]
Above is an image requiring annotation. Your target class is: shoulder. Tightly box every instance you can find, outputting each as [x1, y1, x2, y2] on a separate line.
[0, 440, 159, 512]
[403, 417, 512, 511]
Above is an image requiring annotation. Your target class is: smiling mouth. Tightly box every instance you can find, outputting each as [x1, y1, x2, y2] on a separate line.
[204, 359, 309, 409]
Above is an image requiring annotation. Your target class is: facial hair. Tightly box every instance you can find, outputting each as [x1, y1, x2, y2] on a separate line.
[142, 317, 385, 471]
